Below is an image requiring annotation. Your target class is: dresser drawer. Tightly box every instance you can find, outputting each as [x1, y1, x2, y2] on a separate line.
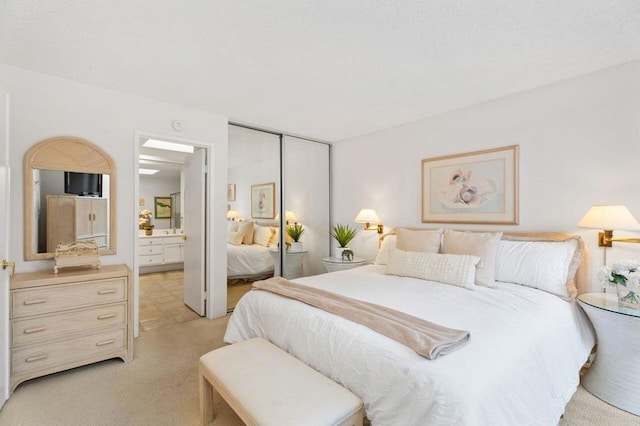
[139, 238, 161, 247]
[139, 245, 163, 255]
[12, 278, 126, 319]
[12, 302, 126, 347]
[162, 236, 184, 245]
[12, 328, 125, 376]
[138, 254, 163, 265]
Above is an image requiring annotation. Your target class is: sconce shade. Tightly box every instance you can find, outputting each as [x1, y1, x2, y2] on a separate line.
[275, 210, 298, 222]
[354, 209, 380, 224]
[226, 210, 239, 219]
[577, 205, 640, 230]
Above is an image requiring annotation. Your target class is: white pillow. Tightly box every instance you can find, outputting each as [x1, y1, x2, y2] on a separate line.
[495, 239, 577, 299]
[442, 230, 502, 288]
[375, 234, 396, 265]
[227, 230, 243, 246]
[396, 228, 442, 253]
[269, 227, 280, 247]
[253, 225, 274, 247]
[237, 221, 254, 245]
[385, 249, 480, 290]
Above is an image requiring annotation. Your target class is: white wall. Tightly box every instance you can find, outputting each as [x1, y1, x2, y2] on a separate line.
[333, 60, 640, 291]
[139, 175, 181, 229]
[2, 64, 229, 318]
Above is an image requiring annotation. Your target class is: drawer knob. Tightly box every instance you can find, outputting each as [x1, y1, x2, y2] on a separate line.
[96, 339, 115, 347]
[98, 289, 117, 295]
[24, 326, 47, 334]
[98, 313, 117, 320]
[23, 299, 47, 306]
[26, 353, 49, 363]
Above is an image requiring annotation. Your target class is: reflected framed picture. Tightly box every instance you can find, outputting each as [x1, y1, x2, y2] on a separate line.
[154, 196, 172, 219]
[421, 145, 519, 224]
[251, 182, 275, 219]
[227, 184, 236, 201]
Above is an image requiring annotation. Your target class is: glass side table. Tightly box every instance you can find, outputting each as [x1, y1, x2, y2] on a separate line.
[577, 293, 640, 415]
[321, 256, 366, 273]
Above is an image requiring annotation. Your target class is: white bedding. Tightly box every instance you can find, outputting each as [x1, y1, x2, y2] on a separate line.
[227, 243, 274, 278]
[225, 265, 595, 425]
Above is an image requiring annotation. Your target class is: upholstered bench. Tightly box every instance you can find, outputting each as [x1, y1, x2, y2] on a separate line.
[199, 337, 364, 426]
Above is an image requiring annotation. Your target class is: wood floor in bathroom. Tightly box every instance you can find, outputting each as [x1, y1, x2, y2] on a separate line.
[139, 270, 253, 331]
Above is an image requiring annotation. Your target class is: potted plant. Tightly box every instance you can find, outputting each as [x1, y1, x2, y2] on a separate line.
[286, 223, 305, 251]
[139, 209, 154, 236]
[330, 223, 357, 258]
[599, 259, 640, 310]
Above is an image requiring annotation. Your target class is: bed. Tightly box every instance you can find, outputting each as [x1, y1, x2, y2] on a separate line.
[224, 230, 596, 425]
[227, 221, 277, 281]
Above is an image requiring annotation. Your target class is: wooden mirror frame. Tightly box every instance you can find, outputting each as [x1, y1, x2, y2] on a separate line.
[24, 136, 117, 260]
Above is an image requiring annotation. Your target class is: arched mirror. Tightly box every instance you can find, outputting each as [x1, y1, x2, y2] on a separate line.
[24, 136, 117, 260]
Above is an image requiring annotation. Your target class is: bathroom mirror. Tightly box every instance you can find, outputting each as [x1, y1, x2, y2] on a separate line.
[24, 136, 117, 260]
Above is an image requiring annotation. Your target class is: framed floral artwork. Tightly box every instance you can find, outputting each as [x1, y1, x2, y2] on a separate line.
[421, 145, 519, 224]
[251, 182, 275, 219]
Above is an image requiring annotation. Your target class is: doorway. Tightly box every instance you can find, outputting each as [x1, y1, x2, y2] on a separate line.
[135, 135, 208, 333]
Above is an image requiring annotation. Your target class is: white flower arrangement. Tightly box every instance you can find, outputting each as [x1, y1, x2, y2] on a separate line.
[139, 209, 153, 230]
[598, 259, 640, 306]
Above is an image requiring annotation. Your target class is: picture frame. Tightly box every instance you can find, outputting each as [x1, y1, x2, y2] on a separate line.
[251, 182, 275, 219]
[154, 196, 172, 219]
[227, 184, 236, 201]
[421, 145, 519, 224]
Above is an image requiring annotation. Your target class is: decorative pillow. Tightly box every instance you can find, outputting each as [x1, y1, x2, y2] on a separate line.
[253, 224, 275, 247]
[495, 238, 579, 299]
[237, 221, 254, 245]
[227, 230, 243, 246]
[228, 222, 239, 232]
[442, 230, 502, 288]
[268, 227, 280, 247]
[375, 234, 397, 265]
[385, 249, 480, 290]
[396, 228, 442, 253]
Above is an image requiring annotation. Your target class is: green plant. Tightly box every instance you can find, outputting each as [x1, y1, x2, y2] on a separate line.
[286, 223, 305, 242]
[330, 223, 357, 247]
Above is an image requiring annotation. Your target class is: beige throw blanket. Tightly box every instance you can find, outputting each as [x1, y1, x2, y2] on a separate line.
[252, 277, 470, 359]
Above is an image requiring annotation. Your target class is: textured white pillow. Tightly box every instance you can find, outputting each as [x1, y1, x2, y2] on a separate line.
[375, 234, 397, 265]
[237, 221, 254, 245]
[396, 228, 442, 253]
[495, 239, 577, 298]
[442, 230, 502, 288]
[253, 225, 274, 247]
[227, 230, 243, 246]
[385, 249, 480, 290]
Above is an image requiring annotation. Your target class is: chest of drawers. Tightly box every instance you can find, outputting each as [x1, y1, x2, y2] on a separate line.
[9, 264, 133, 391]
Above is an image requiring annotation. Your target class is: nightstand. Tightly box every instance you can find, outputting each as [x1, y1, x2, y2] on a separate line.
[269, 249, 307, 280]
[322, 257, 366, 273]
[577, 292, 640, 415]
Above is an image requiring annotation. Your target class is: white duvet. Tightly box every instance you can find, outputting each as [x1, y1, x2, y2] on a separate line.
[225, 265, 595, 426]
[227, 243, 274, 277]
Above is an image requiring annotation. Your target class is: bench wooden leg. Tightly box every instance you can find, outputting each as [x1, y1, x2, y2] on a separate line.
[199, 369, 215, 426]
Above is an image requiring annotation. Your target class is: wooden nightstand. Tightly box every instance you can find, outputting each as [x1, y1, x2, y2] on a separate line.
[322, 257, 367, 273]
[577, 292, 640, 415]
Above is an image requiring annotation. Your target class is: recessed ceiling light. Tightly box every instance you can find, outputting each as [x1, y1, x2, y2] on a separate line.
[139, 168, 160, 175]
[143, 139, 194, 153]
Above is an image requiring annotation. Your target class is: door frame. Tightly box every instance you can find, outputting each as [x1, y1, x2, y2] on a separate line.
[0, 93, 10, 406]
[133, 131, 224, 337]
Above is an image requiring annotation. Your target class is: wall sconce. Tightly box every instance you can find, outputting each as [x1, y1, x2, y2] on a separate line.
[577, 205, 640, 247]
[275, 210, 298, 225]
[354, 209, 383, 234]
[227, 210, 239, 221]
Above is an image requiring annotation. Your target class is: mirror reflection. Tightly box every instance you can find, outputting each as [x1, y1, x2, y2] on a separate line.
[33, 169, 110, 253]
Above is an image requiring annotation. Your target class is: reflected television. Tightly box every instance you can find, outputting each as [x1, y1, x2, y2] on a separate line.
[64, 172, 103, 197]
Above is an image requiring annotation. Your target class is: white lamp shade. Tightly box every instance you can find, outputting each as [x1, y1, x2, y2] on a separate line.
[226, 210, 239, 219]
[577, 205, 640, 230]
[275, 210, 297, 222]
[354, 209, 380, 224]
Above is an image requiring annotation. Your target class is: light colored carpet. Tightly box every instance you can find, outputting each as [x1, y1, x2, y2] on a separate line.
[0, 315, 638, 426]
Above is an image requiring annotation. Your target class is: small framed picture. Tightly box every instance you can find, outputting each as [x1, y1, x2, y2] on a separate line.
[251, 183, 275, 219]
[154, 196, 172, 219]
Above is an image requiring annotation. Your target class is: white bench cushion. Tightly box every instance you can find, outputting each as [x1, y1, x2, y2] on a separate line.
[200, 337, 362, 426]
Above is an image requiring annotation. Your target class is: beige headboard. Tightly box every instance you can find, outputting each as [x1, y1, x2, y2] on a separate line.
[383, 228, 590, 295]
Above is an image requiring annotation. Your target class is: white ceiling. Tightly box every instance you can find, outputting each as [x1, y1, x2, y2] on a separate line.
[1, 1, 640, 142]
